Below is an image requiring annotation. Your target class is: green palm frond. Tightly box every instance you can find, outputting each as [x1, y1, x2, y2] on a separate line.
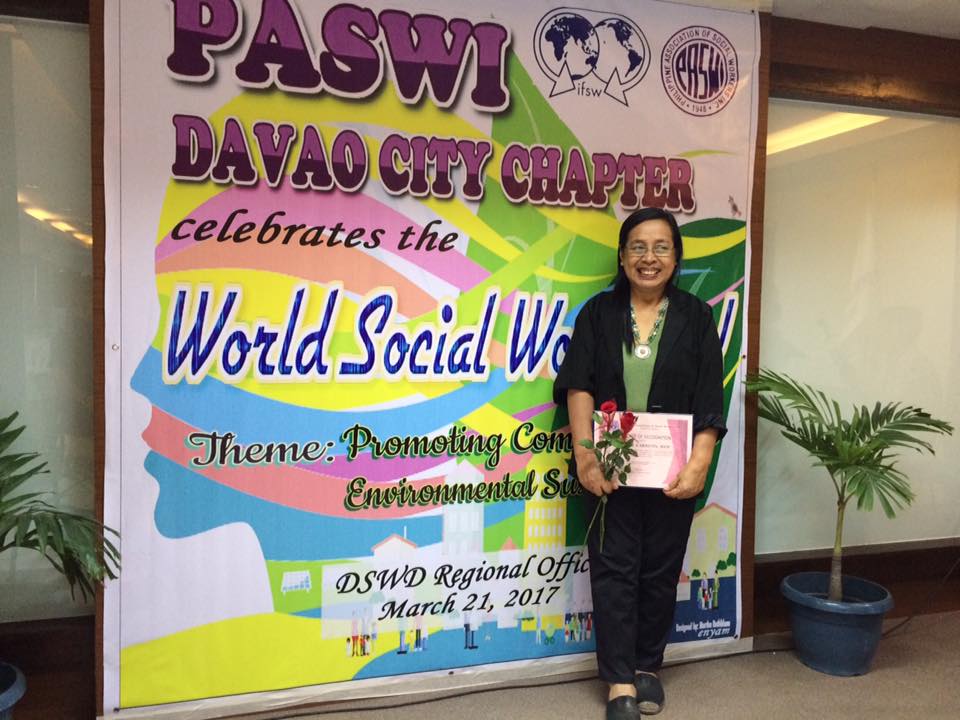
[0, 411, 120, 601]
[747, 370, 953, 518]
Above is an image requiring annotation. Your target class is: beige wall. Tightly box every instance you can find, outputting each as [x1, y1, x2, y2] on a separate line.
[756, 100, 960, 553]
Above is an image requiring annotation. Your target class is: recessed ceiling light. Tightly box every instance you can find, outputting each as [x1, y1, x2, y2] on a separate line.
[767, 112, 888, 155]
[24, 207, 57, 222]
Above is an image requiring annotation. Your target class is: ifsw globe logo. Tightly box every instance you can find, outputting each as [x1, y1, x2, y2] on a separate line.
[533, 8, 651, 105]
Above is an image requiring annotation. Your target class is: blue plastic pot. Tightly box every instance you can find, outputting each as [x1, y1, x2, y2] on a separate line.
[0, 662, 25, 720]
[781, 571, 894, 676]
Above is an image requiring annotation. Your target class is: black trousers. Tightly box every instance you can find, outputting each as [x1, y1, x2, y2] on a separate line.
[585, 488, 696, 683]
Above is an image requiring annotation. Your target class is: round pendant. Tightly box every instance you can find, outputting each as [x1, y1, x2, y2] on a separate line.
[634, 344, 651, 359]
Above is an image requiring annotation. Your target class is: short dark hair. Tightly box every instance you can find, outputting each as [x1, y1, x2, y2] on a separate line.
[612, 208, 684, 348]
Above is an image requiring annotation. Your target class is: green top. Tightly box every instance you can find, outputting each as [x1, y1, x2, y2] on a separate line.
[622, 329, 663, 412]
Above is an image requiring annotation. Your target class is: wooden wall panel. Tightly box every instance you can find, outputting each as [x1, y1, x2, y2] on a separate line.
[740, 11, 771, 641]
[89, 0, 105, 715]
[755, 542, 960, 635]
[0, 0, 87, 23]
[770, 16, 960, 117]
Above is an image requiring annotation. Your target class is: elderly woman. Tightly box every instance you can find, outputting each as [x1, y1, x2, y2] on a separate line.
[554, 207, 726, 720]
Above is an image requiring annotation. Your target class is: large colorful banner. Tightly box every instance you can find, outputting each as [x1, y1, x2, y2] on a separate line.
[103, 0, 758, 714]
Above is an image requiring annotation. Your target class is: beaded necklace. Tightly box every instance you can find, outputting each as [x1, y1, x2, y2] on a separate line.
[629, 298, 669, 359]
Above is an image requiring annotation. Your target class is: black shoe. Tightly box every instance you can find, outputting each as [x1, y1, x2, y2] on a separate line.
[634, 673, 664, 715]
[606, 695, 641, 720]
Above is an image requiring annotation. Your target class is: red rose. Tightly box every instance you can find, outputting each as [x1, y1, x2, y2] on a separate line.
[599, 400, 617, 430]
[620, 411, 637, 436]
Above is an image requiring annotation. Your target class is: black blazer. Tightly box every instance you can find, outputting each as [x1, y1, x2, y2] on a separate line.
[554, 285, 727, 439]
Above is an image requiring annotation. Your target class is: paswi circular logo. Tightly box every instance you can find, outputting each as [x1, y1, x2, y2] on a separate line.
[661, 26, 738, 116]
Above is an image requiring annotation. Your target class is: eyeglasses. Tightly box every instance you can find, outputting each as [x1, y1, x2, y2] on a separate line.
[625, 243, 673, 257]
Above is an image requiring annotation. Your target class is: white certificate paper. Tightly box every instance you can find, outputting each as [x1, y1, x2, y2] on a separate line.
[594, 412, 693, 489]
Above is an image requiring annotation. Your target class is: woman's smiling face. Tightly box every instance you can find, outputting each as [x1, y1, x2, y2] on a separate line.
[619, 218, 677, 297]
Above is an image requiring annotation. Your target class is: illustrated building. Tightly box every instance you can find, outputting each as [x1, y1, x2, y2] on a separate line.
[442, 460, 484, 556]
[523, 483, 566, 553]
[680, 503, 738, 600]
[280, 570, 311, 595]
[372, 529, 418, 559]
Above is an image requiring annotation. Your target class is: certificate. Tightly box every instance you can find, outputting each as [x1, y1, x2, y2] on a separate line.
[594, 412, 693, 489]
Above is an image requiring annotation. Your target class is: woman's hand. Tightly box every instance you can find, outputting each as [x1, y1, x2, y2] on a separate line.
[663, 457, 708, 499]
[663, 428, 718, 500]
[566, 389, 619, 497]
[576, 452, 619, 497]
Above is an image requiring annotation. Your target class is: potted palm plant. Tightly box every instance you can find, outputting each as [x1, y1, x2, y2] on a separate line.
[0, 411, 120, 717]
[747, 370, 953, 676]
